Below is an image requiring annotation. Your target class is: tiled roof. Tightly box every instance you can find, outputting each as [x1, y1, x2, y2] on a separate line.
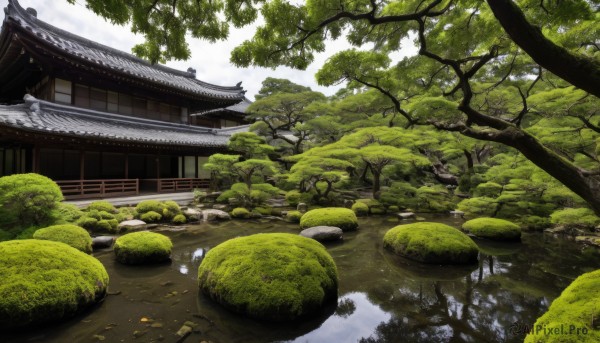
[0, 95, 249, 147]
[2, 0, 245, 102]
[192, 97, 252, 117]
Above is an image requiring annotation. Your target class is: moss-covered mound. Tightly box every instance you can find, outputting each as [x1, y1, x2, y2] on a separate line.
[525, 269, 600, 343]
[33, 224, 93, 254]
[0, 240, 109, 330]
[113, 231, 173, 265]
[198, 233, 338, 321]
[383, 222, 479, 264]
[462, 218, 521, 241]
[300, 207, 358, 232]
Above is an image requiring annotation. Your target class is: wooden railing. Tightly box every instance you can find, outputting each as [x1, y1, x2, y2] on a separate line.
[57, 179, 139, 200]
[157, 178, 210, 192]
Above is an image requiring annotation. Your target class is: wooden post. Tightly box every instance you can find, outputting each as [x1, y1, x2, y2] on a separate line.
[194, 155, 198, 179]
[33, 145, 40, 173]
[79, 150, 85, 180]
[156, 151, 161, 192]
[124, 153, 129, 179]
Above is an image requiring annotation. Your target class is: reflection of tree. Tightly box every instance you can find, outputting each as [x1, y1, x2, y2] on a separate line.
[334, 298, 356, 319]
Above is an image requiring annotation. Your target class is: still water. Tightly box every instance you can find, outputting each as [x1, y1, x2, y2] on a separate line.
[2, 214, 600, 343]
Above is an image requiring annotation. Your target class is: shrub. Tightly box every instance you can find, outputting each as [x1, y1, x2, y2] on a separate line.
[525, 269, 600, 343]
[172, 214, 187, 225]
[285, 210, 303, 223]
[140, 211, 162, 223]
[473, 182, 503, 198]
[117, 207, 137, 221]
[0, 230, 13, 242]
[96, 220, 115, 233]
[56, 203, 84, 223]
[114, 231, 173, 264]
[197, 233, 338, 321]
[254, 207, 272, 216]
[76, 216, 99, 231]
[550, 208, 600, 229]
[379, 182, 418, 209]
[231, 207, 251, 219]
[286, 190, 302, 206]
[519, 216, 551, 231]
[300, 208, 358, 232]
[217, 183, 281, 207]
[15, 226, 41, 239]
[193, 189, 207, 203]
[33, 224, 93, 253]
[135, 200, 165, 215]
[85, 209, 102, 220]
[0, 240, 108, 330]
[0, 173, 63, 231]
[383, 222, 478, 264]
[415, 186, 456, 212]
[457, 197, 498, 218]
[388, 205, 400, 213]
[98, 211, 115, 220]
[351, 202, 369, 217]
[86, 201, 116, 213]
[162, 200, 182, 220]
[462, 218, 521, 241]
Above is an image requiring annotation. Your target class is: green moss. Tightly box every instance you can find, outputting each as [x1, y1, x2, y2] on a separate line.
[85, 210, 102, 220]
[370, 207, 386, 215]
[254, 207, 272, 216]
[383, 222, 479, 264]
[524, 269, 600, 343]
[300, 207, 358, 232]
[140, 211, 162, 223]
[172, 214, 187, 224]
[76, 216, 98, 230]
[351, 202, 369, 217]
[98, 211, 115, 220]
[462, 218, 521, 241]
[117, 206, 137, 220]
[86, 201, 116, 213]
[285, 190, 302, 206]
[135, 200, 165, 215]
[56, 203, 84, 223]
[473, 182, 503, 198]
[161, 200, 182, 220]
[231, 207, 251, 219]
[550, 208, 600, 229]
[197, 233, 338, 321]
[33, 224, 93, 253]
[285, 210, 303, 223]
[388, 205, 400, 213]
[113, 231, 173, 265]
[0, 240, 108, 330]
[356, 198, 385, 214]
[519, 215, 551, 231]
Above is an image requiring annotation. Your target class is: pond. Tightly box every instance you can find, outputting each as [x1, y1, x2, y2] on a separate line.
[2, 214, 600, 343]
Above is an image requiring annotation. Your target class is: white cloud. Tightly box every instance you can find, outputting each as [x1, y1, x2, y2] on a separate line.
[2, 0, 417, 100]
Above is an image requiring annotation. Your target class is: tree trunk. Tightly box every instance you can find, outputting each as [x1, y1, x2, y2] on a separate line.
[373, 170, 381, 199]
[463, 149, 474, 173]
[486, 0, 600, 98]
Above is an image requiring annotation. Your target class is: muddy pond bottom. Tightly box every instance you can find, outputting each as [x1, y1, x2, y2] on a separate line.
[3, 214, 600, 343]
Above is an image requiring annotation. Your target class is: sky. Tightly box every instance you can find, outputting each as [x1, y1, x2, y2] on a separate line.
[1, 0, 416, 101]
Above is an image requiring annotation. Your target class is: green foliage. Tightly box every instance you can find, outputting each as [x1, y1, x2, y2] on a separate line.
[518, 215, 551, 231]
[300, 208, 358, 232]
[228, 132, 275, 158]
[550, 208, 600, 229]
[114, 231, 173, 265]
[473, 182, 503, 198]
[379, 182, 419, 209]
[356, 198, 385, 214]
[383, 222, 479, 264]
[0, 240, 108, 330]
[56, 203, 84, 223]
[415, 186, 456, 212]
[0, 230, 13, 242]
[0, 173, 63, 233]
[86, 201, 117, 213]
[97, 219, 118, 233]
[197, 233, 338, 321]
[140, 211, 162, 223]
[76, 216, 99, 231]
[117, 207, 138, 220]
[193, 189, 208, 203]
[231, 207, 251, 219]
[351, 202, 369, 217]
[462, 218, 521, 241]
[524, 269, 600, 343]
[98, 211, 115, 220]
[388, 205, 400, 212]
[135, 200, 165, 215]
[253, 207, 272, 216]
[285, 190, 302, 206]
[285, 210, 303, 223]
[33, 224, 93, 253]
[161, 200, 182, 220]
[255, 77, 312, 99]
[457, 197, 498, 217]
[217, 183, 281, 208]
[172, 214, 187, 225]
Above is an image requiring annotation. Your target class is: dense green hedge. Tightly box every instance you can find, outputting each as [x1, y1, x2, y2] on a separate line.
[384, 222, 479, 264]
[114, 231, 173, 264]
[300, 207, 358, 231]
[198, 233, 338, 321]
[0, 240, 108, 330]
[33, 224, 93, 253]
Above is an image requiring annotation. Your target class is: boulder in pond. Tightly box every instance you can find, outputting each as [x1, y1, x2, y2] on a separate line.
[300, 207, 358, 232]
[118, 219, 146, 231]
[202, 209, 231, 222]
[462, 218, 521, 241]
[92, 236, 115, 249]
[297, 202, 308, 213]
[198, 233, 338, 321]
[183, 208, 202, 221]
[397, 212, 415, 220]
[383, 222, 478, 264]
[0, 240, 109, 330]
[300, 226, 343, 242]
[114, 231, 173, 265]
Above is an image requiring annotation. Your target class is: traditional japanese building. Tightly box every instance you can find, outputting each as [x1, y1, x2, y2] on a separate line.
[190, 97, 252, 128]
[0, 0, 250, 199]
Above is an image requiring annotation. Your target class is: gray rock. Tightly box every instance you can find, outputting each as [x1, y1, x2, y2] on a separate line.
[398, 212, 415, 219]
[183, 208, 202, 221]
[202, 209, 231, 222]
[212, 204, 228, 210]
[300, 226, 343, 242]
[449, 210, 465, 216]
[92, 236, 115, 249]
[297, 203, 308, 213]
[118, 219, 146, 231]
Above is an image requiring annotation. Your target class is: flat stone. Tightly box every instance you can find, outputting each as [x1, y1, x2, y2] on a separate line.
[398, 212, 415, 219]
[202, 209, 231, 222]
[92, 236, 115, 249]
[449, 210, 465, 216]
[212, 204, 228, 210]
[299, 226, 343, 242]
[183, 208, 202, 221]
[118, 219, 146, 231]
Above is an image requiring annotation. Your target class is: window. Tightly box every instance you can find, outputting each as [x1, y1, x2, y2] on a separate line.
[107, 91, 118, 113]
[133, 97, 147, 117]
[54, 78, 72, 104]
[118, 94, 133, 115]
[90, 88, 107, 111]
[74, 84, 90, 108]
